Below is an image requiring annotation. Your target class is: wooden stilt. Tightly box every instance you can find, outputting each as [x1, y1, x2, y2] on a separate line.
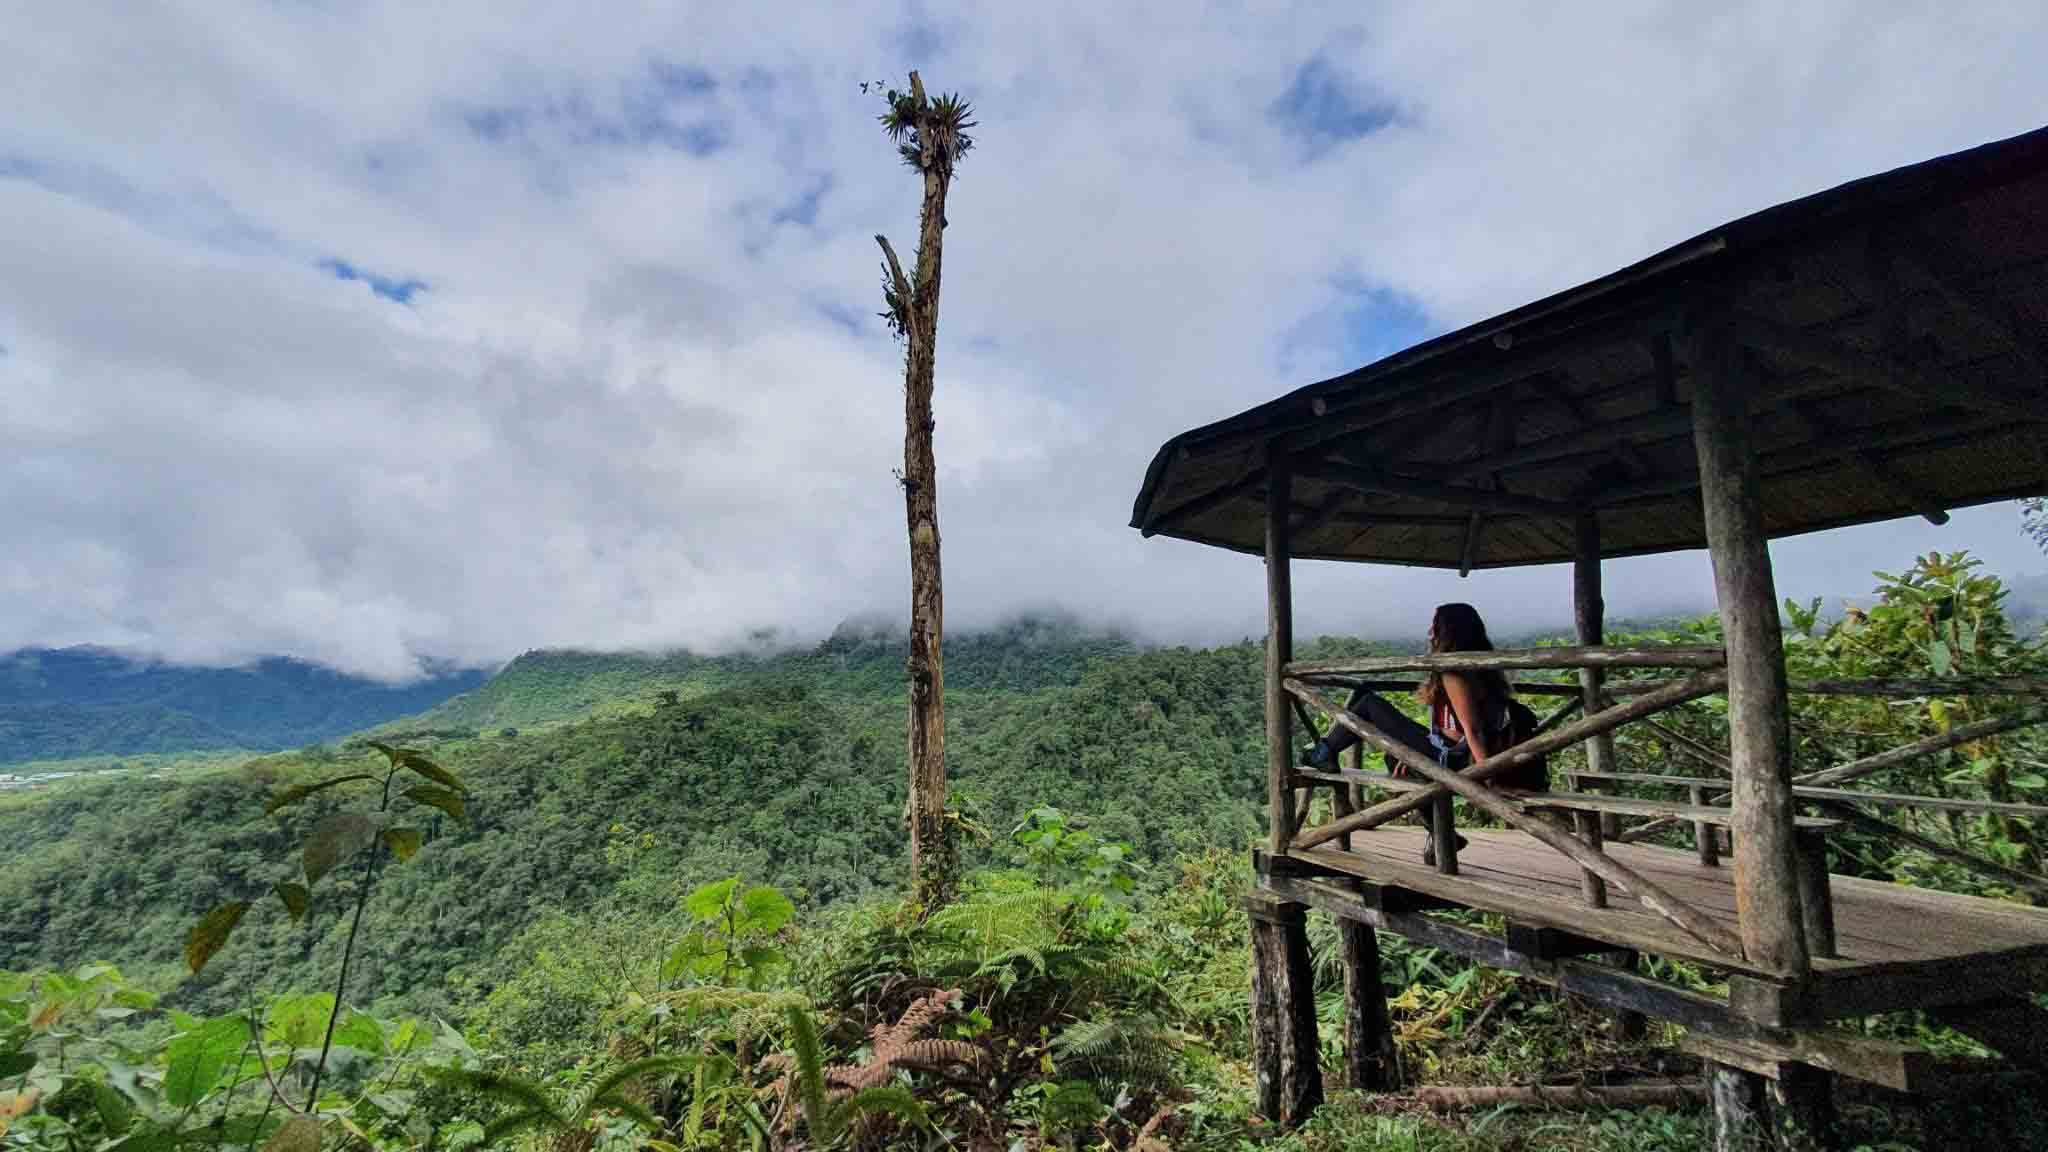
[1794, 828, 1837, 960]
[1607, 951, 1648, 1042]
[1693, 783, 1722, 866]
[1431, 792, 1459, 875]
[1766, 1064, 1838, 1152]
[1710, 1062, 1769, 1152]
[1687, 317, 1810, 981]
[1246, 891, 1322, 1126]
[1266, 449, 1297, 856]
[1575, 513, 1624, 840]
[1340, 919, 1403, 1091]
[1574, 810, 1608, 906]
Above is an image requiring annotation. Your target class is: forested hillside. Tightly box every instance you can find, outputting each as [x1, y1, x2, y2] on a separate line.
[5, 557, 2046, 1151]
[0, 617, 1367, 1019]
[0, 647, 487, 763]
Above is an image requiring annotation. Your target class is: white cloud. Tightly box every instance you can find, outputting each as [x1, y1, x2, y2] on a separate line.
[1, 2, 2043, 677]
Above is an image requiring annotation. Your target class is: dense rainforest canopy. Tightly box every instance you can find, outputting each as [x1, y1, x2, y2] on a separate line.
[4, 557, 2047, 1151]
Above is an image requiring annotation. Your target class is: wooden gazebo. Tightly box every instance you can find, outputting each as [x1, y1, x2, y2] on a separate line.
[1130, 125, 2048, 1146]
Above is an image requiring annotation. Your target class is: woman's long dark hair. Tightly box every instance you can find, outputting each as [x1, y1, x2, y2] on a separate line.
[1418, 602, 1511, 712]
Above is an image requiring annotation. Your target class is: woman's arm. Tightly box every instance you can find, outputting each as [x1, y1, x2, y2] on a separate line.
[1443, 674, 1493, 764]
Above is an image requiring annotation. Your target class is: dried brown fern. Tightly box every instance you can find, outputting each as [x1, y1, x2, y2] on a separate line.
[825, 988, 983, 1090]
[768, 988, 985, 1117]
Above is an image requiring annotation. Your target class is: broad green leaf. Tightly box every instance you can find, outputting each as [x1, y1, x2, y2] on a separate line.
[184, 902, 250, 974]
[403, 786, 465, 823]
[264, 994, 334, 1049]
[433, 1018, 477, 1060]
[389, 1018, 421, 1054]
[684, 877, 739, 923]
[662, 931, 716, 983]
[303, 813, 376, 885]
[113, 988, 157, 1011]
[399, 752, 465, 793]
[381, 827, 422, 862]
[261, 1113, 321, 1152]
[100, 1122, 179, 1152]
[274, 883, 310, 921]
[0, 1052, 33, 1078]
[162, 1014, 246, 1108]
[331, 1011, 385, 1057]
[1928, 640, 1953, 677]
[92, 1081, 133, 1133]
[367, 1090, 414, 1116]
[370, 742, 466, 793]
[264, 774, 378, 815]
[736, 886, 794, 936]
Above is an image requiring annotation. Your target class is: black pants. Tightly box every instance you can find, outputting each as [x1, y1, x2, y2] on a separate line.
[1322, 689, 1466, 771]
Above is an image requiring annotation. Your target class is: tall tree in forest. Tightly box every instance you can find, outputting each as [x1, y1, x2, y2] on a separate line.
[875, 71, 975, 913]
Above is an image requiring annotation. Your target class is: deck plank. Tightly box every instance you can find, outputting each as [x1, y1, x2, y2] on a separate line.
[1293, 826, 2048, 979]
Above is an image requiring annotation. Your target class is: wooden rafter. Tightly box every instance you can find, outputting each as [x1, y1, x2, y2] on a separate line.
[1782, 397, 1949, 525]
[1893, 224, 2048, 380]
[1142, 459, 1262, 536]
[1728, 309, 2018, 415]
[1296, 459, 1572, 518]
[1458, 389, 1521, 576]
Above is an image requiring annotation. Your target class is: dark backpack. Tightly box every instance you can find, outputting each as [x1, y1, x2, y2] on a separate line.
[1492, 697, 1549, 792]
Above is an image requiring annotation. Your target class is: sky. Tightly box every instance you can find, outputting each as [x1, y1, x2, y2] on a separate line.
[3, 3, 2046, 679]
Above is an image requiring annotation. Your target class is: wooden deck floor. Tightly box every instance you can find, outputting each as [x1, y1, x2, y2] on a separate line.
[1293, 826, 2048, 990]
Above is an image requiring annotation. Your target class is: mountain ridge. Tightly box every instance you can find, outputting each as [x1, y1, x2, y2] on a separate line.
[0, 646, 489, 764]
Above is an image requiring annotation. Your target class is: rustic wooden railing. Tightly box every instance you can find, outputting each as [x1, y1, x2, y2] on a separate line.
[1277, 644, 2048, 972]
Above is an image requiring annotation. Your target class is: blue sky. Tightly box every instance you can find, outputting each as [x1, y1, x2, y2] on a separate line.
[1, 3, 2045, 677]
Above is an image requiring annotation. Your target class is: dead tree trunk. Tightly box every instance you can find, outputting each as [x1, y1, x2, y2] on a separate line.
[877, 71, 975, 915]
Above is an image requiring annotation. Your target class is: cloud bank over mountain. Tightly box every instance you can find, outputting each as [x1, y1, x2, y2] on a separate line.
[4, 3, 2045, 677]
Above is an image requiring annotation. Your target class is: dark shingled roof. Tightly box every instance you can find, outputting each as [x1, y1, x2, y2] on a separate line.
[1130, 125, 2048, 569]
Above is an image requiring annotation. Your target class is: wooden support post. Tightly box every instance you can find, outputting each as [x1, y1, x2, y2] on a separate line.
[1574, 514, 1623, 840]
[1710, 1062, 1769, 1152]
[1606, 951, 1648, 1041]
[1687, 316, 1810, 980]
[1794, 828, 1836, 960]
[1332, 751, 1357, 853]
[1266, 449, 1297, 856]
[1766, 1065, 1838, 1152]
[1246, 892, 1322, 1127]
[1339, 919, 1403, 1091]
[1431, 792, 1459, 875]
[1347, 743, 1366, 838]
[1693, 783, 1722, 867]
[1709, 1057, 1836, 1152]
[1574, 811, 1608, 906]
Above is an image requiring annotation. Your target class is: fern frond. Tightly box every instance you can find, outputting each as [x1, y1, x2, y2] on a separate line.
[785, 1004, 831, 1140]
[481, 1108, 559, 1146]
[832, 1084, 928, 1134]
[1051, 1013, 1183, 1090]
[439, 1068, 563, 1122]
[662, 986, 806, 1015]
[574, 1054, 695, 1119]
[604, 1097, 663, 1133]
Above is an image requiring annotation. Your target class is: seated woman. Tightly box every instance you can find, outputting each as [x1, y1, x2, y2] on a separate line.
[1301, 602, 1543, 862]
